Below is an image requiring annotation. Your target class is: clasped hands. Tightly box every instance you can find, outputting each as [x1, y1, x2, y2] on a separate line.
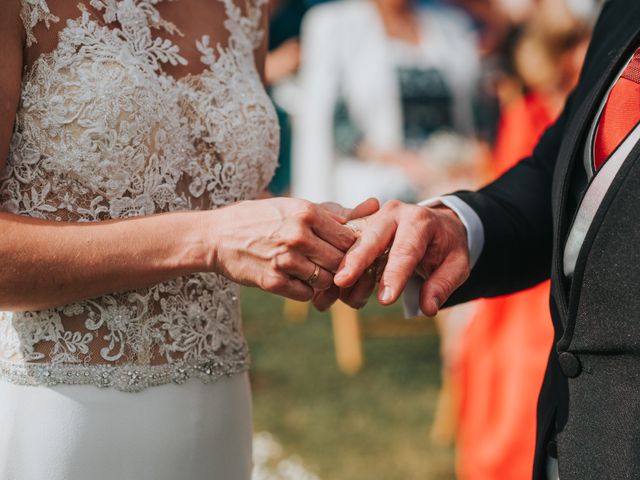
[314, 198, 471, 316]
[215, 196, 470, 317]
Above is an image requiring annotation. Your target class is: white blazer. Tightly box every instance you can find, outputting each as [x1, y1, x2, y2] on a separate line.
[292, 0, 480, 204]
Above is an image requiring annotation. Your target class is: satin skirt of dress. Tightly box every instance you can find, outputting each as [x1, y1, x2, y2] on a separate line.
[0, 372, 252, 480]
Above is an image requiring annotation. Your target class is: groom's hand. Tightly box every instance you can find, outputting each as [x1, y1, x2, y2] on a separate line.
[311, 198, 380, 311]
[333, 200, 470, 316]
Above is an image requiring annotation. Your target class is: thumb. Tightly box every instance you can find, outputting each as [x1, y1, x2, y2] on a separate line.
[348, 198, 380, 220]
[419, 253, 469, 317]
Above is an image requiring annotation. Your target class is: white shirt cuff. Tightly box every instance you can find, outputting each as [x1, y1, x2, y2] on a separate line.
[403, 195, 485, 317]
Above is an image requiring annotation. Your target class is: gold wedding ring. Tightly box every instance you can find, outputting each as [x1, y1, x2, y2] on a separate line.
[306, 263, 321, 287]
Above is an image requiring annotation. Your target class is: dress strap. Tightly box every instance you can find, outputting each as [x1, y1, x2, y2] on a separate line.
[221, 0, 268, 50]
[247, 0, 268, 49]
[20, 0, 59, 47]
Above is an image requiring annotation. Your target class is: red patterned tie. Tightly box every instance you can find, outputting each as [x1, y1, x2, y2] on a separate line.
[593, 49, 640, 172]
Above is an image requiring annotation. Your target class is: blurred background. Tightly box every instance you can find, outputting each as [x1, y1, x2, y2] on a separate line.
[249, 0, 603, 478]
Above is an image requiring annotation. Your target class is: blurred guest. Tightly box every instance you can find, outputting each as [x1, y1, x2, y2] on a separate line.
[454, 15, 591, 480]
[450, 0, 596, 64]
[265, 0, 306, 87]
[450, 0, 530, 55]
[292, 0, 482, 207]
[265, 0, 306, 195]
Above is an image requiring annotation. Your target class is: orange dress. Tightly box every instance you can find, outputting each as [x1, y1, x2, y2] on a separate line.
[455, 92, 556, 480]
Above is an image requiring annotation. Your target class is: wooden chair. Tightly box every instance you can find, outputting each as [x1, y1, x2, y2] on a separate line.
[283, 298, 460, 445]
[284, 299, 363, 375]
[283, 299, 439, 374]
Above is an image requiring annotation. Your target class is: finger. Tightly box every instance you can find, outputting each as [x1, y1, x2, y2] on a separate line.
[285, 213, 350, 272]
[419, 253, 470, 317]
[263, 273, 315, 302]
[344, 217, 367, 236]
[334, 214, 396, 288]
[348, 198, 380, 220]
[320, 202, 351, 222]
[340, 269, 377, 309]
[312, 285, 340, 312]
[320, 198, 379, 224]
[301, 236, 348, 273]
[311, 209, 359, 252]
[377, 218, 430, 305]
[342, 199, 380, 237]
[274, 251, 334, 291]
[292, 205, 357, 268]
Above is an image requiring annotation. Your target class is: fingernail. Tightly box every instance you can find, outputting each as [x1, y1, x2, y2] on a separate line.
[380, 287, 393, 304]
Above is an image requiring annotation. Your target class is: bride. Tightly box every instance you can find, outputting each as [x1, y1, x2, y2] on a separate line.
[0, 1, 376, 478]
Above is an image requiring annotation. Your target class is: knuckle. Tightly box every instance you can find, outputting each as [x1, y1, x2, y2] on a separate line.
[317, 273, 334, 290]
[337, 225, 358, 244]
[262, 273, 286, 292]
[393, 240, 424, 260]
[435, 277, 455, 297]
[361, 228, 384, 250]
[410, 206, 430, 223]
[384, 199, 402, 211]
[295, 201, 316, 223]
[285, 225, 307, 248]
[275, 252, 296, 271]
[382, 263, 405, 278]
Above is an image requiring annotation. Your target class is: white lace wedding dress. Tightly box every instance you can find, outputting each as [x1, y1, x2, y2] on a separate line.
[0, 1, 279, 478]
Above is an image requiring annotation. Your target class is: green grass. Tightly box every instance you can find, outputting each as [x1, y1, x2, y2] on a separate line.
[242, 288, 456, 480]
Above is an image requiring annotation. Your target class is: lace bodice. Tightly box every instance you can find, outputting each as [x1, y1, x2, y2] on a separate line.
[0, 0, 279, 391]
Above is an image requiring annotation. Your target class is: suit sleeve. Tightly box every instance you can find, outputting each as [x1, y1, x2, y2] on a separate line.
[437, 0, 619, 306]
[445, 95, 573, 305]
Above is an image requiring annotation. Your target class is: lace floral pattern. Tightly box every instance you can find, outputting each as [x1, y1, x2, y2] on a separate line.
[0, 0, 279, 391]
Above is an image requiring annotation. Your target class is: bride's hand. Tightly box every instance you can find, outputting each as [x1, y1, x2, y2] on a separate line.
[209, 198, 378, 301]
[311, 199, 383, 311]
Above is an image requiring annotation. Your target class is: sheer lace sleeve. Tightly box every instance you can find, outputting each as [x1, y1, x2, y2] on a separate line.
[19, 0, 59, 47]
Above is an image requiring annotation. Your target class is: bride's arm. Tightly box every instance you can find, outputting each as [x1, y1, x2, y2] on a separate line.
[0, 211, 215, 311]
[0, 199, 355, 312]
[0, 7, 359, 312]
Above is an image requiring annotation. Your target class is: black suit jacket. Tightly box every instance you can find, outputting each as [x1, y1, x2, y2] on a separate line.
[448, 1, 640, 478]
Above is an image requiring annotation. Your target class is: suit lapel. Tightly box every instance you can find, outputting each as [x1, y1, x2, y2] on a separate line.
[559, 141, 640, 351]
[551, 5, 640, 326]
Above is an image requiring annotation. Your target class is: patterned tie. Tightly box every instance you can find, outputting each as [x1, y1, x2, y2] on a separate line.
[593, 49, 640, 172]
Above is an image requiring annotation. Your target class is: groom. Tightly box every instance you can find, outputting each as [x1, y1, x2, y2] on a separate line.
[322, 1, 640, 479]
